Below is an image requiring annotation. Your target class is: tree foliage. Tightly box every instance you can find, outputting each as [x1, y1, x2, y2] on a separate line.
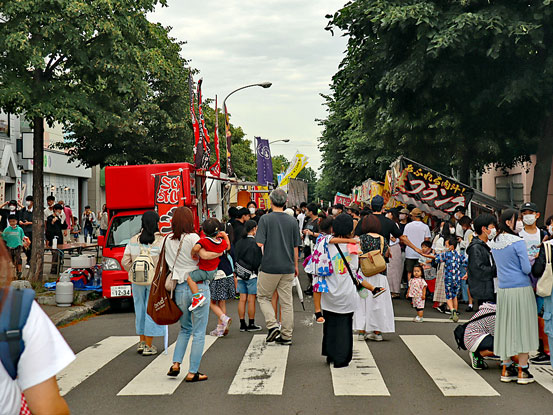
[319, 0, 553, 215]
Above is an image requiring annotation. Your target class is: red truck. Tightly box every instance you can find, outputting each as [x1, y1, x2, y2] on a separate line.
[98, 162, 203, 304]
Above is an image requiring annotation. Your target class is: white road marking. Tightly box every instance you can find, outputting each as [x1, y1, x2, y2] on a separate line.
[57, 336, 137, 396]
[394, 317, 469, 324]
[331, 337, 390, 396]
[228, 334, 289, 395]
[531, 364, 553, 394]
[117, 336, 217, 396]
[400, 335, 499, 396]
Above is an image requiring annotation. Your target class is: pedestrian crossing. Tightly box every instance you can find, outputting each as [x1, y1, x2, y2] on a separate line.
[58, 334, 553, 398]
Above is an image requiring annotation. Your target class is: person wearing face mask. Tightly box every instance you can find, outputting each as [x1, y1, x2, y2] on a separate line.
[545, 216, 553, 237]
[246, 201, 257, 220]
[331, 203, 344, 216]
[46, 204, 68, 274]
[467, 214, 498, 308]
[453, 206, 467, 239]
[0, 199, 24, 231]
[19, 196, 34, 267]
[489, 209, 538, 385]
[398, 208, 410, 233]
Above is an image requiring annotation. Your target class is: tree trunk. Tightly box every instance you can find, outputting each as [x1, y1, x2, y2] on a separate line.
[31, 116, 45, 282]
[531, 113, 553, 227]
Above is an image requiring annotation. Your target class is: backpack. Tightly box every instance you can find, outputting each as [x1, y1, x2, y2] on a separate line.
[453, 311, 495, 350]
[130, 245, 156, 286]
[0, 287, 35, 379]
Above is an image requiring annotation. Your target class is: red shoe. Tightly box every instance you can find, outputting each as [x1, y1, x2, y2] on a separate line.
[188, 294, 206, 311]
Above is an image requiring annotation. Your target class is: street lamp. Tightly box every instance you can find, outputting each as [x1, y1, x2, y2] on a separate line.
[222, 82, 272, 110]
[269, 139, 290, 144]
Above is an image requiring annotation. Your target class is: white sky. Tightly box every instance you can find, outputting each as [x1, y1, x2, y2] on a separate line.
[150, 0, 347, 174]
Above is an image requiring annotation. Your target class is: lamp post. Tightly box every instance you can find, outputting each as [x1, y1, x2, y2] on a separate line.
[269, 139, 290, 145]
[222, 82, 272, 111]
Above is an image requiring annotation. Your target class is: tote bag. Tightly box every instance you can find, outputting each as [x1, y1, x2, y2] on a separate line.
[537, 242, 553, 297]
[147, 238, 183, 325]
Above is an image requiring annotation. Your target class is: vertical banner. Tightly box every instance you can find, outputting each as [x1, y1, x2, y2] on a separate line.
[210, 95, 221, 177]
[255, 186, 271, 210]
[224, 104, 234, 176]
[197, 79, 211, 171]
[154, 172, 186, 234]
[0, 180, 5, 205]
[188, 73, 202, 169]
[15, 178, 22, 205]
[256, 137, 273, 186]
[279, 151, 308, 187]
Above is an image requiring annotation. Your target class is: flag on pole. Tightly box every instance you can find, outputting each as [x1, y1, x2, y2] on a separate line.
[210, 95, 221, 177]
[279, 151, 308, 187]
[256, 137, 273, 186]
[224, 104, 234, 176]
[188, 73, 202, 169]
[197, 79, 211, 170]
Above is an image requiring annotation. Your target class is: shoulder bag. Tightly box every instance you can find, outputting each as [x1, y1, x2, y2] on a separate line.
[147, 236, 183, 325]
[537, 242, 553, 297]
[359, 235, 387, 277]
[335, 244, 362, 291]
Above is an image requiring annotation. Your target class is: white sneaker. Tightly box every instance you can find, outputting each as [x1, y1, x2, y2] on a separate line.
[142, 345, 158, 356]
[365, 332, 383, 342]
[25, 264, 30, 269]
[357, 333, 366, 341]
[413, 316, 424, 323]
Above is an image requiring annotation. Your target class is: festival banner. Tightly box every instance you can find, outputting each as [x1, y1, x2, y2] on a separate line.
[224, 104, 235, 176]
[197, 79, 211, 170]
[333, 192, 352, 206]
[256, 137, 273, 186]
[279, 151, 308, 187]
[255, 186, 271, 210]
[394, 157, 474, 215]
[154, 173, 186, 234]
[188, 73, 202, 170]
[209, 95, 221, 176]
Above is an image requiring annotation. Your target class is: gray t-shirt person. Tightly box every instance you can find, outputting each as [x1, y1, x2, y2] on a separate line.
[256, 211, 301, 274]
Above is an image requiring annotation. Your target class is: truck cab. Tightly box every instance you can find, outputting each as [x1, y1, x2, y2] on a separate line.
[98, 162, 199, 303]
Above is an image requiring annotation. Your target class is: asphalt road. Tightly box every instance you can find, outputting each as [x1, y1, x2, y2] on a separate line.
[58, 280, 553, 415]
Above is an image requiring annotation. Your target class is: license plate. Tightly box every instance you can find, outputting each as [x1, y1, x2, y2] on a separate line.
[110, 285, 132, 297]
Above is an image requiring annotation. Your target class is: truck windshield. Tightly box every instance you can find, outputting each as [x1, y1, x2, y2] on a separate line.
[106, 214, 143, 248]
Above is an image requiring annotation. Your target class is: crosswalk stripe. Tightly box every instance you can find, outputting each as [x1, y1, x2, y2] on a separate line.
[117, 337, 217, 396]
[331, 337, 390, 396]
[531, 364, 553, 394]
[57, 336, 138, 396]
[228, 334, 289, 395]
[394, 317, 469, 324]
[400, 335, 499, 396]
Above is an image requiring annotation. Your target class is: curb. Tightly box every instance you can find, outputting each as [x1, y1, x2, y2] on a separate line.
[50, 298, 110, 327]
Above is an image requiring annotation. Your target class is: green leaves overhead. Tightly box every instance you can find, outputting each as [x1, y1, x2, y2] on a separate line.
[318, 0, 553, 203]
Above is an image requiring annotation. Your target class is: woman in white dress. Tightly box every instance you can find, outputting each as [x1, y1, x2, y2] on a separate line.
[354, 214, 395, 341]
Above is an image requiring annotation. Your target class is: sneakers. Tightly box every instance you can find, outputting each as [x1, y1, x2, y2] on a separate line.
[500, 363, 518, 383]
[210, 324, 225, 337]
[365, 332, 383, 342]
[517, 366, 535, 384]
[240, 323, 248, 332]
[266, 327, 281, 343]
[469, 352, 488, 370]
[247, 323, 262, 332]
[137, 341, 146, 354]
[413, 316, 424, 323]
[221, 315, 232, 336]
[465, 304, 474, 312]
[434, 305, 446, 313]
[450, 310, 459, 323]
[274, 336, 292, 345]
[529, 352, 551, 365]
[142, 345, 158, 356]
[188, 294, 206, 311]
[357, 332, 366, 341]
[371, 287, 386, 298]
[444, 308, 452, 315]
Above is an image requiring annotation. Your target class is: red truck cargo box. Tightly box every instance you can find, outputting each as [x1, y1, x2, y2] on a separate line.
[105, 163, 195, 211]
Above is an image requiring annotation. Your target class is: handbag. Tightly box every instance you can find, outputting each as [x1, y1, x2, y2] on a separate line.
[164, 235, 185, 295]
[147, 237, 183, 325]
[537, 242, 553, 297]
[359, 235, 387, 277]
[235, 260, 253, 281]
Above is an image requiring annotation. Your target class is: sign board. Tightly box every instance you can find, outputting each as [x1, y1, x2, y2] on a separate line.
[0, 180, 4, 205]
[333, 192, 352, 207]
[154, 172, 186, 234]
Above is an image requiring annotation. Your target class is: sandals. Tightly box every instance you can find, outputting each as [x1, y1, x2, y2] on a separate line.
[185, 372, 208, 382]
[167, 364, 180, 377]
[314, 311, 325, 324]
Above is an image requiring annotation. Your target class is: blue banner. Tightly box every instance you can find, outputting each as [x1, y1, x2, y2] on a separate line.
[256, 137, 273, 186]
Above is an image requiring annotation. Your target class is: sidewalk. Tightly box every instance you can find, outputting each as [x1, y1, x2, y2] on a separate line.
[39, 296, 109, 327]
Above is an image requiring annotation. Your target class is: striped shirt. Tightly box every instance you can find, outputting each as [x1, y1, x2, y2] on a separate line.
[464, 302, 496, 352]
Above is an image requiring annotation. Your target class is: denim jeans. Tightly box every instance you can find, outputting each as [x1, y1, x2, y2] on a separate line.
[132, 283, 165, 337]
[172, 281, 210, 373]
[84, 226, 93, 239]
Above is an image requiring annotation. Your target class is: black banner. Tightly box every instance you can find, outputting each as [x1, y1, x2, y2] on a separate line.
[395, 158, 474, 214]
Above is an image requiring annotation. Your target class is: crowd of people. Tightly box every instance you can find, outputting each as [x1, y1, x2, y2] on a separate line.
[0, 195, 109, 275]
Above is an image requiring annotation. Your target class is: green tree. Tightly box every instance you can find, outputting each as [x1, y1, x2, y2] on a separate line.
[272, 154, 289, 185]
[322, 0, 553, 219]
[0, 0, 175, 280]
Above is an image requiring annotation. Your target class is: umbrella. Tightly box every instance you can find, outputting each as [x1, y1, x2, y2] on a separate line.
[293, 276, 305, 311]
[164, 325, 169, 355]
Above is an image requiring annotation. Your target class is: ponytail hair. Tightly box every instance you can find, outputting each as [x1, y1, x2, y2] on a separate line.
[242, 220, 258, 239]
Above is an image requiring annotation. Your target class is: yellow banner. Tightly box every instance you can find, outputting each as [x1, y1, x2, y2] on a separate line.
[279, 152, 308, 187]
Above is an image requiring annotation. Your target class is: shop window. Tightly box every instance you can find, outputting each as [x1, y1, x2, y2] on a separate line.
[495, 174, 523, 207]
